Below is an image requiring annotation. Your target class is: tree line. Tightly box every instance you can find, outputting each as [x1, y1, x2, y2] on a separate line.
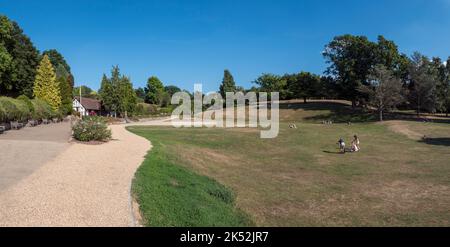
[0, 15, 74, 116]
[218, 35, 450, 120]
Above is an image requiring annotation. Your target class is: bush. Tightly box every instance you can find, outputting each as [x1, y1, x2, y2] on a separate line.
[31, 98, 55, 120]
[72, 116, 112, 142]
[0, 96, 31, 122]
[135, 103, 158, 116]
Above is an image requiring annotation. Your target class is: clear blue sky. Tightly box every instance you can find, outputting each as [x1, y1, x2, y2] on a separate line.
[2, 0, 450, 92]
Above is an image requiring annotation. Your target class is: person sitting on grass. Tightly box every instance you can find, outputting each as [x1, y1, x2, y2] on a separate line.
[351, 135, 360, 152]
[337, 138, 346, 153]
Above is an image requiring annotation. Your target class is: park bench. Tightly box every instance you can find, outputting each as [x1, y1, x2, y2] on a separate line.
[42, 119, 50, 124]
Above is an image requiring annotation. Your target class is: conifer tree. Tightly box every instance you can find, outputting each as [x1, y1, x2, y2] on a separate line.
[219, 69, 236, 98]
[33, 55, 61, 111]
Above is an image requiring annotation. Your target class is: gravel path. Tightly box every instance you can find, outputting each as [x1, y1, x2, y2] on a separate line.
[0, 123, 151, 226]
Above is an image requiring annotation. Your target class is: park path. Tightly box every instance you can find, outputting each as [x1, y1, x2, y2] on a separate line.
[0, 123, 151, 226]
[0, 122, 71, 191]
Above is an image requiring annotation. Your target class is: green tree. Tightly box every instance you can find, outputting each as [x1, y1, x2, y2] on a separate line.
[56, 64, 72, 115]
[117, 76, 137, 118]
[444, 58, 450, 116]
[408, 52, 438, 115]
[99, 66, 137, 117]
[9, 21, 39, 97]
[58, 76, 72, 115]
[33, 55, 61, 111]
[286, 72, 321, 103]
[219, 69, 236, 98]
[0, 16, 39, 97]
[135, 87, 146, 101]
[42, 49, 71, 74]
[164, 85, 181, 97]
[253, 73, 287, 98]
[359, 65, 405, 121]
[42, 49, 74, 89]
[145, 76, 164, 105]
[323, 35, 406, 107]
[431, 57, 450, 115]
[99, 74, 115, 113]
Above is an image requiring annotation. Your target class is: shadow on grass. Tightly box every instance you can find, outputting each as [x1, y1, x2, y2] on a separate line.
[280, 102, 377, 123]
[323, 150, 345, 155]
[280, 101, 450, 124]
[419, 138, 450, 147]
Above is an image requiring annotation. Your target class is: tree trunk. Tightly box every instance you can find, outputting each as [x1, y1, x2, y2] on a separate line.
[303, 97, 307, 104]
[352, 100, 356, 108]
[379, 109, 383, 122]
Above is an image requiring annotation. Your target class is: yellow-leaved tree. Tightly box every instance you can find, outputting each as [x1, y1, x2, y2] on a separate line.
[33, 55, 61, 111]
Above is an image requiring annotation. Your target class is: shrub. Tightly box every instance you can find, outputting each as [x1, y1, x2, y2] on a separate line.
[31, 98, 55, 120]
[17, 95, 34, 118]
[135, 103, 158, 116]
[72, 116, 112, 142]
[0, 96, 31, 122]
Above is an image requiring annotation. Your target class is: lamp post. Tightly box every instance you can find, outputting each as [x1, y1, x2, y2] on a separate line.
[79, 85, 83, 119]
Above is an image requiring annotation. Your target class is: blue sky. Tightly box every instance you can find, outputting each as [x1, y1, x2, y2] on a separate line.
[2, 0, 450, 92]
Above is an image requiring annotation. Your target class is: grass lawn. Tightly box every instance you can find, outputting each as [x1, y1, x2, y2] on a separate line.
[128, 102, 450, 226]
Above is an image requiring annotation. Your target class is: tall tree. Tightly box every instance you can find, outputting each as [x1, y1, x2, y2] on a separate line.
[323, 35, 405, 106]
[323, 35, 377, 106]
[145, 76, 164, 105]
[0, 15, 39, 97]
[219, 69, 236, 98]
[99, 74, 114, 113]
[117, 76, 137, 118]
[99, 66, 137, 117]
[431, 57, 450, 115]
[42, 49, 74, 89]
[33, 55, 61, 111]
[9, 21, 40, 97]
[359, 65, 404, 121]
[56, 63, 72, 114]
[444, 58, 450, 116]
[408, 52, 438, 115]
[42, 49, 71, 74]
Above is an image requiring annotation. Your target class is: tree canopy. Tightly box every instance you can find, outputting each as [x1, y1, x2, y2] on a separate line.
[145, 76, 164, 105]
[0, 15, 39, 97]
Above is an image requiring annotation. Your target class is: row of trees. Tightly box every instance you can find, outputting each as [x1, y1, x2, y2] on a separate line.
[0, 15, 74, 116]
[217, 35, 450, 120]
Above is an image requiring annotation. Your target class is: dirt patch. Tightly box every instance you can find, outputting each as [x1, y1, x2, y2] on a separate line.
[383, 121, 424, 140]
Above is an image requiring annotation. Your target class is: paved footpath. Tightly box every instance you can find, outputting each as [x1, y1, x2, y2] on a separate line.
[0, 123, 71, 191]
[0, 123, 151, 226]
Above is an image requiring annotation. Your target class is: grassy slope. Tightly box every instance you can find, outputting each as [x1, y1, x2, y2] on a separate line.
[128, 102, 450, 226]
[130, 127, 252, 227]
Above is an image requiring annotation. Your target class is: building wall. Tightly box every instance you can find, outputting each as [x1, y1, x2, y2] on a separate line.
[72, 99, 87, 116]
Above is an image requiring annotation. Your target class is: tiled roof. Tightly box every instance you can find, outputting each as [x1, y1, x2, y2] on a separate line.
[74, 96, 101, 111]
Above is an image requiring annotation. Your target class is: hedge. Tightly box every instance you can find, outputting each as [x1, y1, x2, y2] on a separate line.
[0, 96, 57, 122]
